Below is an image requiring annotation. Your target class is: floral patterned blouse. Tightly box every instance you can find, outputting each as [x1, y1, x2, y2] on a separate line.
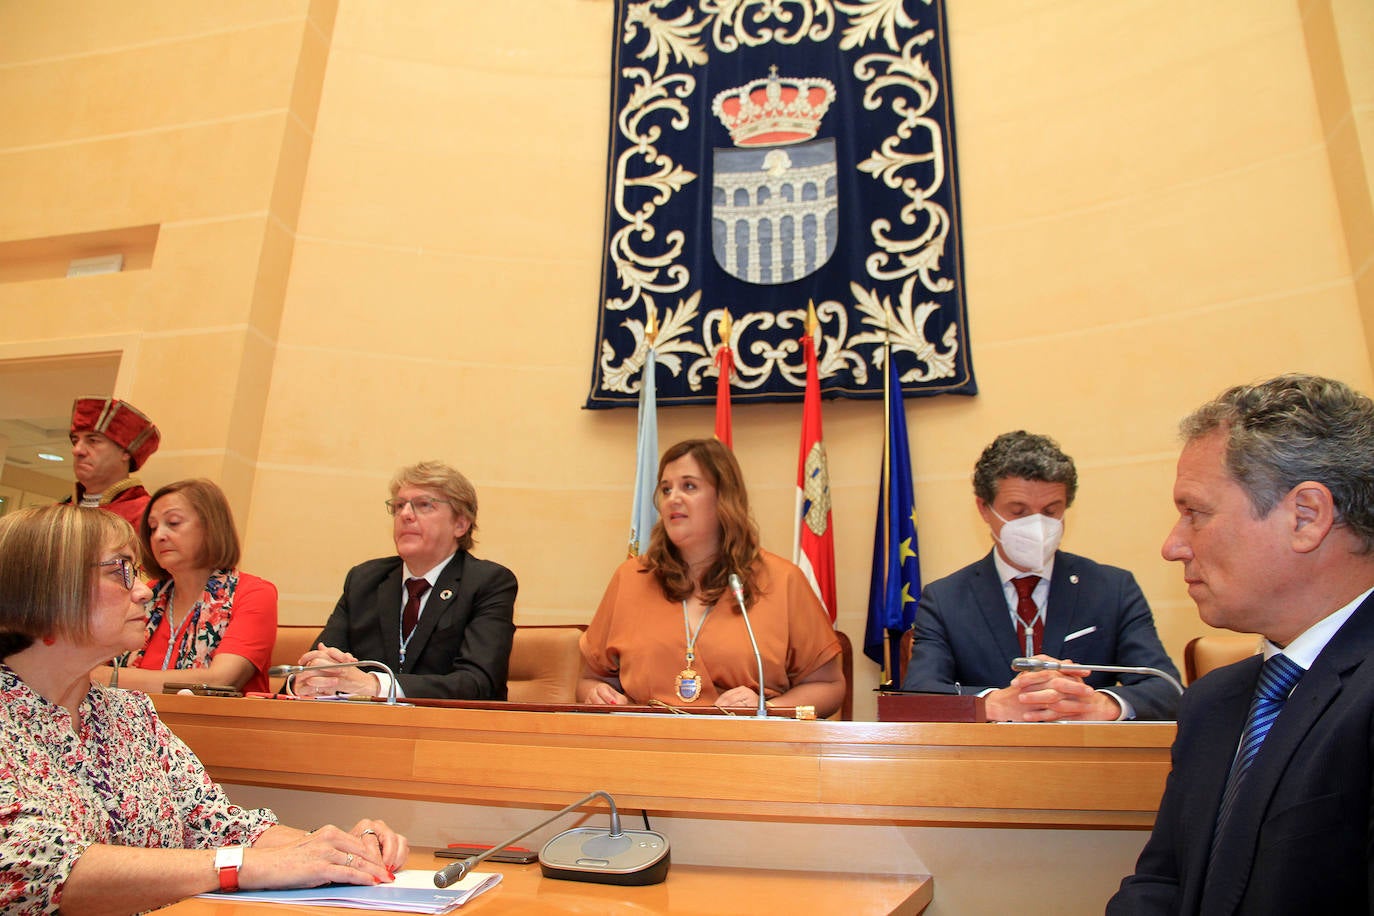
[0, 663, 277, 914]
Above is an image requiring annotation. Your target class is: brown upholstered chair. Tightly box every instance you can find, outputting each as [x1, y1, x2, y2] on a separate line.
[1183, 633, 1263, 683]
[507, 624, 587, 705]
[834, 629, 855, 721]
[268, 624, 321, 693]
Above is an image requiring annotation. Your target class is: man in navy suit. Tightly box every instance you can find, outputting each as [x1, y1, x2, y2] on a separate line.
[294, 461, 516, 700]
[1110, 375, 1374, 913]
[902, 431, 1179, 721]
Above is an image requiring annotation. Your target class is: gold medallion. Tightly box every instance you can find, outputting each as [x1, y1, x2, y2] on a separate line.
[675, 667, 702, 702]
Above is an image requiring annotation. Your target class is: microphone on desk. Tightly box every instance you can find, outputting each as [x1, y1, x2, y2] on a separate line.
[433, 790, 669, 888]
[728, 573, 768, 718]
[1010, 657, 1184, 695]
[267, 659, 403, 706]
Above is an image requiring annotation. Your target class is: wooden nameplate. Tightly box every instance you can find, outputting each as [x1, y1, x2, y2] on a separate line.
[876, 691, 986, 722]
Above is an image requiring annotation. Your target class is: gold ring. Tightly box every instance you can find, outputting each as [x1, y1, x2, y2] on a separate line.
[361, 829, 378, 837]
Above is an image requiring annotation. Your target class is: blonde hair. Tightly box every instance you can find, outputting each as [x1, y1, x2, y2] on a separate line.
[0, 504, 137, 657]
[390, 460, 479, 551]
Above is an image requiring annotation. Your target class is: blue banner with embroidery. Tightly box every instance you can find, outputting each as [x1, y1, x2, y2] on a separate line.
[587, 0, 976, 408]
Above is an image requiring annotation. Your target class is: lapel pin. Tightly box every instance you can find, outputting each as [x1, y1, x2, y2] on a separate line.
[439, 588, 454, 601]
[1069, 575, 1079, 584]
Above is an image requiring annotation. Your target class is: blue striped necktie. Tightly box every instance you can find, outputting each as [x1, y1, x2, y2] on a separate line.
[1210, 653, 1304, 854]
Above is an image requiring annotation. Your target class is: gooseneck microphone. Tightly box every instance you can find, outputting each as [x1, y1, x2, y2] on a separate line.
[1011, 657, 1185, 695]
[728, 573, 768, 718]
[434, 790, 669, 888]
[267, 659, 402, 705]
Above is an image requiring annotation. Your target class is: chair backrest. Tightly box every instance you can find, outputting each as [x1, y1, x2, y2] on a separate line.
[834, 629, 855, 720]
[898, 628, 913, 689]
[507, 624, 587, 705]
[269, 625, 321, 693]
[1184, 633, 1263, 683]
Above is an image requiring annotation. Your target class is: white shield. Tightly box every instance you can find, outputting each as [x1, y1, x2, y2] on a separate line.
[711, 138, 838, 285]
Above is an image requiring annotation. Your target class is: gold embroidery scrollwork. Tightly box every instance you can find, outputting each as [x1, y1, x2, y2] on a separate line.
[703, 0, 835, 52]
[601, 292, 708, 394]
[844, 281, 960, 382]
[855, 29, 954, 302]
[836, 0, 918, 52]
[605, 67, 700, 324]
[688, 300, 867, 393]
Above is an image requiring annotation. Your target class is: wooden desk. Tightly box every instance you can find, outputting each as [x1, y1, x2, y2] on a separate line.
[155, 850, 933, 915]
[151, 694, 1173, 828]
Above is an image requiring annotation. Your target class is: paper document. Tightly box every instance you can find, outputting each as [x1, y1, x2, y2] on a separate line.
[197, 869, 501, 913]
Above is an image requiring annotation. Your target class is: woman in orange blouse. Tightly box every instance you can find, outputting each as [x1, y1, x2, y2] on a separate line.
[578, 438, 844, 716]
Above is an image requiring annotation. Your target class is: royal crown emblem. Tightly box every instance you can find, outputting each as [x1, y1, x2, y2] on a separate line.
[712, 66, 836, 148]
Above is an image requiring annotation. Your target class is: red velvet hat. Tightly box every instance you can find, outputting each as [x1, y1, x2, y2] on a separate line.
[70, 397, 161, 471]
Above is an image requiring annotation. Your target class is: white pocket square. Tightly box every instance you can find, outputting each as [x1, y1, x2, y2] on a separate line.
[1064, 626, 1097, 642]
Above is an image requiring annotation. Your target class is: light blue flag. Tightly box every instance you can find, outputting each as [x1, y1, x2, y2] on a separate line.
[628, 346, 659, 556]
[864, 348, 922, 674]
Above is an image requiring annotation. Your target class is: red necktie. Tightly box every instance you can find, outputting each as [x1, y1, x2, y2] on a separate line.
[1012, 576, 1042, 656]
[402, 577, 430, 640]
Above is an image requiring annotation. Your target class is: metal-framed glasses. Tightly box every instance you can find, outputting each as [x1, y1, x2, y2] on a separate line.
[97, 556, 142, 590]
[384, 496, 451, 517]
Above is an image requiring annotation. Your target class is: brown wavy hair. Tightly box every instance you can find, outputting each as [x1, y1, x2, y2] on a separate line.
[642, 438, 761, 606]
[138, 478, 242, 579]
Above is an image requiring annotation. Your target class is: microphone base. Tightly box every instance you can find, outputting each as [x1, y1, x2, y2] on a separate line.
[538, 827, 670, 886]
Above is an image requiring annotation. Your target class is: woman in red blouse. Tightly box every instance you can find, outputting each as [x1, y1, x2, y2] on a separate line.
[90, 478, 277, 693]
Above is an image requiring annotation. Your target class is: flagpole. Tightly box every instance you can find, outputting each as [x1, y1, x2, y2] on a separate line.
[879, 339, 894, 686]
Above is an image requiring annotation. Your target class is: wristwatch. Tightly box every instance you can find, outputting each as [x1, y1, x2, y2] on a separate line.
[215, 845, 244, 892]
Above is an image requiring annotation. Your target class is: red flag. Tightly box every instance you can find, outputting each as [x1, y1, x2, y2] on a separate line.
[714, 312, 734, 447]
[794, 302, 837, 621]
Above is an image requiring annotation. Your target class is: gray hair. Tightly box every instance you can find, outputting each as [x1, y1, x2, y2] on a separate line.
[972, 431, 1078, 506]
[1180, 373, 1374, 553]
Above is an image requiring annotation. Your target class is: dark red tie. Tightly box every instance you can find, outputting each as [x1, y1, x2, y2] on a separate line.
[402, 577, 430, 640]
[1013, 576, 1042, 656]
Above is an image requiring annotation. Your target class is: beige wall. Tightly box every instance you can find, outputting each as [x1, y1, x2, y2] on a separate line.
[2, 0, 1372, 721]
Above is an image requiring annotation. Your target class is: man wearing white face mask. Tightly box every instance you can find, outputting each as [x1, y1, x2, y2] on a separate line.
[902, 431, 1180, 721]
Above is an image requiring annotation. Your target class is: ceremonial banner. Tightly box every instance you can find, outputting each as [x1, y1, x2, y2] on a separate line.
[588, 0, 974, 408]
[714, 312, 734, 446]
[864, 345, 922, 675]
[628, 345, 660, 556]
[795, 308, 837, 621]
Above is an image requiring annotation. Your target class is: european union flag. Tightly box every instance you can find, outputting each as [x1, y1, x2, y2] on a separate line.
[864, 348, 921, 678]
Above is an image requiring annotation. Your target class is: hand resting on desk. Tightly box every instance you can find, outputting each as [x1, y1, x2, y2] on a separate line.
[983, 655, 1123, 722]
[294, 642, 383, 697]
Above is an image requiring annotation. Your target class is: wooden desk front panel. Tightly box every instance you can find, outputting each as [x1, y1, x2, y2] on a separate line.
[152, 696, 1173, 828]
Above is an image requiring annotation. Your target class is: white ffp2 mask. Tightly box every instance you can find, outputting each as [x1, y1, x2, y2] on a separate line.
[992, 510, 1063, 572]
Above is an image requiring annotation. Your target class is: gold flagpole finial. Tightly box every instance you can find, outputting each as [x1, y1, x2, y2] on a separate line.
[718, 309, 733, 344]
[645, 305, 658, 347]
[805, 299, 819, 337]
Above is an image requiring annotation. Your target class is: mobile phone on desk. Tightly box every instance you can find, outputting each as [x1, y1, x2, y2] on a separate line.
[435, 844, 539, 865]
[162, 683, 243, 698]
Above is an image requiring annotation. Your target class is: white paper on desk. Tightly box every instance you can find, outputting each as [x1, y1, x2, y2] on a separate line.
[197, 869, 501, 913]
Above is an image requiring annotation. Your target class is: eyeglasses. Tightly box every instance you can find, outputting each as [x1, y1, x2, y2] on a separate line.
[96, 556, 142, 590]
[383, 497, 452, 517]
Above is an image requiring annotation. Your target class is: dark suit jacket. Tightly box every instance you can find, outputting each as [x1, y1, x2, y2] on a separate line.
[1108, 591, 1374, 915]
[315, 551, 517, 700]
[900, 550, 1180, 720]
